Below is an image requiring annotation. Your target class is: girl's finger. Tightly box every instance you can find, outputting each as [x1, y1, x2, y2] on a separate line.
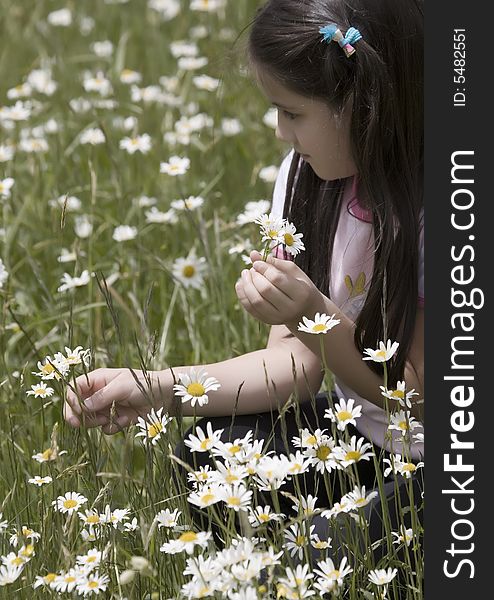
[251, 260, 295, 299]
[238, 270, 280, 321]
[66, 368, 117, 413]
[250, 269, 292, 308]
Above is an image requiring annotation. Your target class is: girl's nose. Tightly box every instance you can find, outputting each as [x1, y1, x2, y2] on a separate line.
[275, 122, 294, 145]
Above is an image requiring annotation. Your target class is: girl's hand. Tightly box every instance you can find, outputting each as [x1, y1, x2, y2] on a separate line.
[235, 250, 324, 326]
[64, 368, 163, 434]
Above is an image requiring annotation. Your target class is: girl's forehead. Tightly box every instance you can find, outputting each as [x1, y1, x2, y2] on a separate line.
[253, 65, 312, 108]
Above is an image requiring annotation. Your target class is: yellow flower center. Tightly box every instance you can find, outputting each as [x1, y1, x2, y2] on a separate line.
[289, 463, 302, 473]
[259, 513, 270, 522]
[20, 544, 34, 556]
[337, 410, 352, 421]
[267, 229, 278, 239]
[182, 265, 195, 278]
[283, 232, 294, 246]
[87, 556, 97, 563]
[88, 581, 99, 588]
[41, 363, 55, 375]
[201, 493, 215, 504]
[12, 557, 24, 566]
[345, 450, 362, 462]
[312, 323, 327, 332]
[390, 389, 405, 399]
[87, 515, 100, 524]
[376, 350, 387, 358]
[44, 573, 56, 583]
[228, 496, 241, 506]
[229, 444, 241, 455]
[306, 435, 317, 445]
[35, 386, 48, 395]
[200, 438, 211, 450]
[42, 448, 53, 460]
[329, 569, 340, 579]
[402, 463, 416, 472]
[63, 499, 78, 509]
[225, 473, 239, 484]
[147, 422, 163, 438]
[179, 531, 197, 543]
[316, 445, 332, 461]
[295, 535, 305, 546]
[398, 420, 409, 430]
[65, 576, 76, 583]
[355, 498, 367, 506]
[187, 382, 205, 396]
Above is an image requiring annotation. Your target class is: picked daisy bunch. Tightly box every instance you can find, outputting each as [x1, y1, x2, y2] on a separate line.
[27, 346, 92, 401]
[254, 212, 305, 261]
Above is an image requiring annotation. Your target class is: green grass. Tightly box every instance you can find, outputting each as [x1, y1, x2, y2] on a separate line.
[0, 1, 423, 598]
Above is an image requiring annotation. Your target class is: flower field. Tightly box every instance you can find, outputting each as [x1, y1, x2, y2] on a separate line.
[0, 1, 424, 598]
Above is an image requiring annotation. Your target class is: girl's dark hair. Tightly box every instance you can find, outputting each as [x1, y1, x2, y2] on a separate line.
[247, 0, 423, 385]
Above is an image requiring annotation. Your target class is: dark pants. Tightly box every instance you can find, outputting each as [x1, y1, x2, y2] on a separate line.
[175, 393, 423, 562]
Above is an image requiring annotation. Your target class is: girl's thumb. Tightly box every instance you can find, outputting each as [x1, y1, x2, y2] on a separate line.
[249, 249, 263, 263]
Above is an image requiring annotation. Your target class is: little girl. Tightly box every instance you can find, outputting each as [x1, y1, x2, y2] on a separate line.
[65, 0, 424, 551]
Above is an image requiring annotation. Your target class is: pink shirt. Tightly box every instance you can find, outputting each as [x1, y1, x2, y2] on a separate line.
[271, 150, 424, 459]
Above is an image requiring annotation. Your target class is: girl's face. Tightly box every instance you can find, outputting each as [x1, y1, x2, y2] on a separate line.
[256, 69, 357, 181]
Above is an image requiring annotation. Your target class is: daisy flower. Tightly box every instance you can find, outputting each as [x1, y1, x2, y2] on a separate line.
[173, 368, 220, 407]
[277, 563, 314, 596]
[32, 356, 69, 380]
[313, 556, 353, 588]
[192, 74, 220, 91]
[392, 525, 414, 547]
[58, 270, 91, 293]
[55, 346, 91, 367]
[112, 225, 138, 241]
[380, 380, 419, 409]
[155, 508, 182, 529]
[291, 494, 318, 516]
[159, 155, 190, 176]
[383, 454, 425, 479]
[76, 548, 103, 569]
[79, 127, 105, 145]
[33, 572, 57, 588]
[258, 165, 279, 183]
[172, 251, 207, 289]
[51, 569, 80, 593]
[292, 427, 328, 449]
[119, 134, 152, 154]
[278, 222, 305, 256]
[324, 397, 362, 430]
[134, 407, 171, 445]
[363, 339, 399, 363]
[343, 485, 378, 510]
[170, 195, 204, 211]
[0, 177, 14, 198]
[388, 410, 421, 435]
[368, 567, 398, 586]
[247, 505, 285, 528]
[188, 485, 222, 509]
[256, 212, 285, 242]
[78, 510, 102, 528]
[99, 505, 131, 527]
[160, 530, 212, 555]
[335, 435, 374, 468]
[217, 483, 253, 512]
[76, 572, 110, 596]
[26, 382, 55, 398]
[284, 523, 316, 560]
[307, 436, 340, 473]
[52, 492, 88, 515]
[28, 475, 53, 486]
[236, 200, 271, 226]
[210, 462, 248, 486]
[120, 68, 142, 84]
[298, 312, 341, 335]
[184, 421, 224, 453]
[0, 564, 23, 586]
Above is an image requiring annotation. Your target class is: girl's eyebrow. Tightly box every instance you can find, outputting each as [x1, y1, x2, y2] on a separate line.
[271, 101, 298, 111]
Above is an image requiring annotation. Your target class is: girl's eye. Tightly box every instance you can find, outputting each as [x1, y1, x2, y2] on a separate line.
[282, 110, 298, 121]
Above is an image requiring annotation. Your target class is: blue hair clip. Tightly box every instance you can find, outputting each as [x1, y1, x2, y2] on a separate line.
[319, 23, 362, 57]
